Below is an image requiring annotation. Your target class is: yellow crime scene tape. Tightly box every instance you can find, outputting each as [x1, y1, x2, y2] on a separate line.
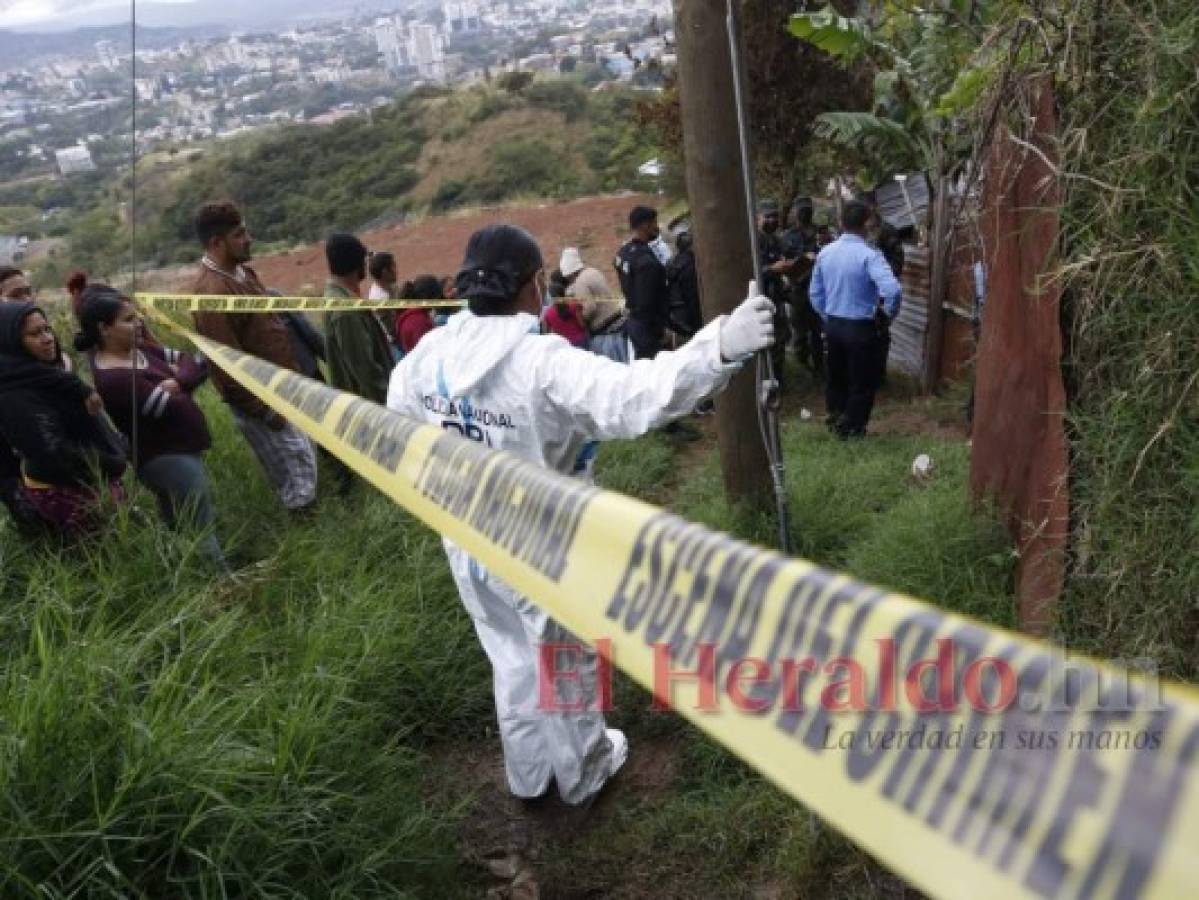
[147, 306, 1199, 900]
[135, 292, 464, 313]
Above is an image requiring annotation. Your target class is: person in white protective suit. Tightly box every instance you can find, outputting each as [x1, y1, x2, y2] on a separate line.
[386, 224, 775, 806]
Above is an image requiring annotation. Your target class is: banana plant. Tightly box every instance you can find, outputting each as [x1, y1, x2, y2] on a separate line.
[788, 3, 991, 184]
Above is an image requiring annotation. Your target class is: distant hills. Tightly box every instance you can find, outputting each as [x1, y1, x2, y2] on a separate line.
[0, 23, 228, 63]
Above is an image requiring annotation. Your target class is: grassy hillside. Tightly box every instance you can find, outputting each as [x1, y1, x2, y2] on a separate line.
[0, 382, 486, 896]
[0, 336, 1013, 895]
[37, 77, 661, 286]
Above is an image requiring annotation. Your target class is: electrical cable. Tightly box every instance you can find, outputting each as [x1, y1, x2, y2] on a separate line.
[725, 0, 792, 555]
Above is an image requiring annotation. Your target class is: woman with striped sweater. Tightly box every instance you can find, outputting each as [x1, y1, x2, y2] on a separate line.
[78, 285, 228, 571]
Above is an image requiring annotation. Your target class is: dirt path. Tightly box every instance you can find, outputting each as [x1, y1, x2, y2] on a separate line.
[425, 732, 685, 898]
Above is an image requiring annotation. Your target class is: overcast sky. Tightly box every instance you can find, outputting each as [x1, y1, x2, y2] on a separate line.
[3, 0, 151, 28]
[1, 0, 404, 30]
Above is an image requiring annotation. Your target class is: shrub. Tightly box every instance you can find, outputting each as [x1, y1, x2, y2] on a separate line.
[477, 137, 579, 202]
[431, 178, 468, 212]
[497, 70, 534, 94]
[467, 90, 513, 123]
[524, 78, 589, 122]
[1054, 0, 1199, 678]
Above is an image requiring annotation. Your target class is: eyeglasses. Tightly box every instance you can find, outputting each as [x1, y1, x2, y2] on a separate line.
[3, 286, 34, 300]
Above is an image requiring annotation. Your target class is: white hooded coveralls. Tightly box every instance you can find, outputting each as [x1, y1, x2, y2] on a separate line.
[387, 310, 741, 804]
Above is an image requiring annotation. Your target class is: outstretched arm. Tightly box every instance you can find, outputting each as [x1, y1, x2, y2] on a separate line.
[538, 288, 774, 440]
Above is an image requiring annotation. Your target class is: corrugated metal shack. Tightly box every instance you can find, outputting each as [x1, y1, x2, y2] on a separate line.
[874, 173, 980, 387]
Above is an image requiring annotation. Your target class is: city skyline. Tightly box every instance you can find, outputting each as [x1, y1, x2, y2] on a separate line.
[0, 0, 674, 194]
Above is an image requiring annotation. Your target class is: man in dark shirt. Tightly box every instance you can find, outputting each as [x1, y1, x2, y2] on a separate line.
[757, 199, 794, 389]
[781, 198, 823, 381]
[324, 233, 393, 405]
[615, 205, 670, 359]
[665, 229, 702, 341]
[873, 219, 906, 386]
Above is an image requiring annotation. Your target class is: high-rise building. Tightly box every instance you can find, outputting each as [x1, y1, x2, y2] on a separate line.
[95, 40, 119, 68]
[224, 38, 250, 67]
[374, 19, 410, 71]
[407, 23, 446, 82]
[443, 1, 483, 37]
[374, 16, 446, 81]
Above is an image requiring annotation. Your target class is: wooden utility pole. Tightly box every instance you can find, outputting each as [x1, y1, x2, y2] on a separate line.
[673, 0, 772, 506]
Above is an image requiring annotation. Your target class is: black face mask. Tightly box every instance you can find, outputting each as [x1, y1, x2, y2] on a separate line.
[762, 219, 779, 234]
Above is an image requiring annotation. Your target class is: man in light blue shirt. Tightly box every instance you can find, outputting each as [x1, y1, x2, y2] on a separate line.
[809, 200, 903, 437]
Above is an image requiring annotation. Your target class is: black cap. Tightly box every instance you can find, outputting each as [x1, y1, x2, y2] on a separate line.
[455, 223, 543, 308]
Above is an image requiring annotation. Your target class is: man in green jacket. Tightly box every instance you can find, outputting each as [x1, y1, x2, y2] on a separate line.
[324, 233, 394, 405]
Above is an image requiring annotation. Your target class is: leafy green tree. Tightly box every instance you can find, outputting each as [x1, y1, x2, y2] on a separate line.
[788, 2, 995, 184]
[476, 138, 577, 202]
[523, 79, 588, 122]
[497, 71, 534, 95]
[67, 206, 127, 278]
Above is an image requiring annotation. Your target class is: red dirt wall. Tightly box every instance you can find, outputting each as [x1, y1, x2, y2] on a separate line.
[251, 194, 656, 295]
[970, 80, 1069, 634]
[940, 313, 975, 382]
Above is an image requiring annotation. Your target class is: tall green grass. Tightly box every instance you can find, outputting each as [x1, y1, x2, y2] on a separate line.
[664, 417, 1015, 624]
[1, 337, 1011, 897]
[0, 390, 490, 897]
[1054, 0, 1199, 679]
[575, 404, 1014, 896]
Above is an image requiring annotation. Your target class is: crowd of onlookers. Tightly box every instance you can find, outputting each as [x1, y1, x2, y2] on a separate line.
[0, 192, 906, 819]
[0, 191, 902, 569]
[0, 200, 668, 565]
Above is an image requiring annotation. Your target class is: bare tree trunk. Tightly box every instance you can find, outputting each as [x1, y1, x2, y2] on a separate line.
[673, 0, 772, 506]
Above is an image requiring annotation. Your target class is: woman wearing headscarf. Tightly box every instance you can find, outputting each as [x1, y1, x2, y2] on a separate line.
[77, 285, 228, 570]
[0, 301, 126, 535]
[387, 224, 774, 807]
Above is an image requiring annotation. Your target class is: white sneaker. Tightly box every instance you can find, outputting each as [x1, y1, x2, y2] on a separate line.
[605, 728, 629, 778]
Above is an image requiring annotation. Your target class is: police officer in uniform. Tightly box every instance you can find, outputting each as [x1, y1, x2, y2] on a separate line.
[615, 205, 671, 359]
[781, 197, 824, 381]
[757, 199, 794, 389]
[665, 228, 703, 342]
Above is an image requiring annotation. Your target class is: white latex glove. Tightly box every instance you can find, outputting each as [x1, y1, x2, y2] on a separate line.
[719, 280, 776, 362]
